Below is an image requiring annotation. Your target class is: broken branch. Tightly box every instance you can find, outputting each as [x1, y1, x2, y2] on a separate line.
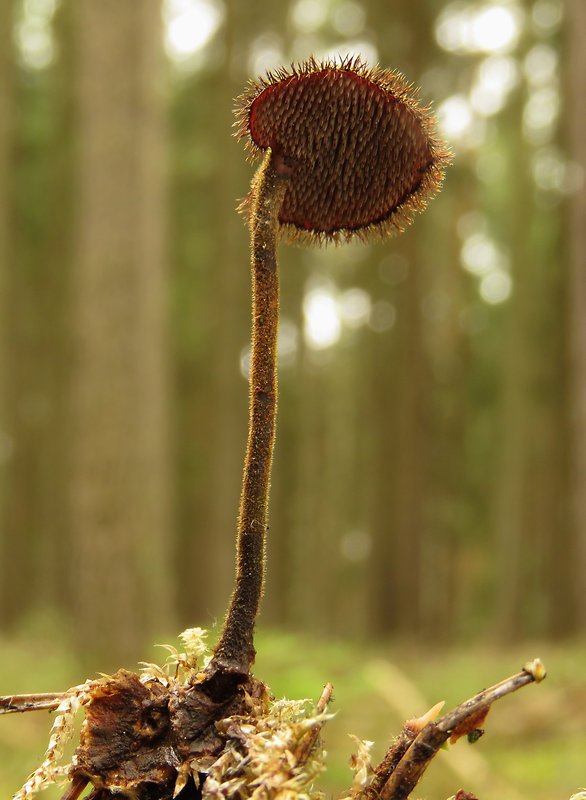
[0, 692, 69, 715]
[375, 659, 546, 800]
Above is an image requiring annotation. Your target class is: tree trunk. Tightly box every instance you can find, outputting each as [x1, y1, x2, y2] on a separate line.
[0, 0, 15, 627]
[566, 0, 586, 629]
[364, 0, 429, 639]
[490, 89, 533, 640]
[34, 0, 76, 620]
[70, 0, 172, 665]
[419, 190, 469, 641]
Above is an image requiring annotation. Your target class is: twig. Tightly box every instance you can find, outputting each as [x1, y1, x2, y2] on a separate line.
[0, 692, 68, 715]
[364, 701, 445, 800]
[60, 776, 89, 800]
[437, 660, 545, 734]
[315, 682, 334, 714]
[366, 659, 524, 800]
[376, 659, 546, 800]
[294, 683, 334, 765]
[363, 728, 417, 800]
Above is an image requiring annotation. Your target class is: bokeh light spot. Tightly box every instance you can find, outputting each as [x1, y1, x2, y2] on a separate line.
[523, 86, 559, 145]
[470, 56, 519, 116]
[332, 2, 366, 37]
[531, 0, 563, 34]
[524, 44, 557, 87]
[339, 288, 371, 329]
[436, 2, 523, 55]
[480, 271, 512, 304]
[164, 0, 224, 64]
[340, 530, 372, 562]
[290, 0, 328, 33]
[437, 95, 474, 141]
[369, 301, 396, 334]
[16, 0, 59, 70]
[248, 32, 285, 76]
[304, 287, 342, 350]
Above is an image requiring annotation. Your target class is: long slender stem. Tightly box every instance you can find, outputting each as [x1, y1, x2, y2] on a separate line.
[210, 151, 289, 677]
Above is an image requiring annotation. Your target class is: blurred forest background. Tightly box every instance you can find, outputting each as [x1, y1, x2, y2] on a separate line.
[1, 0, 586, 797]
[1, 0, 585, 664]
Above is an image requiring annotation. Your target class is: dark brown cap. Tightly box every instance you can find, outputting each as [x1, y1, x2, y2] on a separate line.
[236, 55, 451, 244]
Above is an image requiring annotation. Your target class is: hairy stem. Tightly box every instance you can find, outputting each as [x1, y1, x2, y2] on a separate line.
[210, 151, 289, 677]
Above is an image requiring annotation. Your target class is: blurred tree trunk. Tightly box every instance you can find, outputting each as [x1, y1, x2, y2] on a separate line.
[0, 0, 13, 314]
[366, 0, 429, 637]
[35, 0, 75, 618]
[492, 269, 530, 640]
[70, 0, 172, 664]
[329, 330, 373, 635]
[420, 190, 469, 641]
[0, 2, 78, 630]
[366, 235, 426, 638]
[529, 216, 570, 637]
[292, 350, 329, 632]
[0, 0, 15, 626]
[491, 93, 532, 640]
[388, 239, 426, 636]
[566, 0, 586, 629]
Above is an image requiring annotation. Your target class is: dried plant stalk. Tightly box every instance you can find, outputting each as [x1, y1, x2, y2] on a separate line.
[0, 692, 69, 715]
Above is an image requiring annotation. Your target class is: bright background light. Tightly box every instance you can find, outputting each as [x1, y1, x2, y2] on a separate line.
[164, 0, 225, 65]
[470, 56, 520, 116]
[303, 286, 342, 350]
[16, 0, 59, 70]
[437, 95, 474, 141]
[435, 2, 523, 55]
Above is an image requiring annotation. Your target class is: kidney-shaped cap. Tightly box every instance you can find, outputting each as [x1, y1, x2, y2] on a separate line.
[236, 56, 451, 243]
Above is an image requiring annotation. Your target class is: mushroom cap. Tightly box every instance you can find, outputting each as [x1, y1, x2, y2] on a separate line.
[236, 56, 451, 244]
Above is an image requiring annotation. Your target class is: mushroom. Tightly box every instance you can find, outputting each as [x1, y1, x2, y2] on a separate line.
[3, 57, 547, 800]
[208, 55, 451, 680]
